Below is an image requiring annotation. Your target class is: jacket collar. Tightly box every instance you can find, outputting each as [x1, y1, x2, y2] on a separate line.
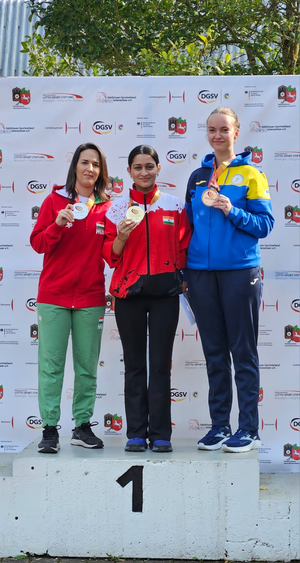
[129, 184, 158, 204]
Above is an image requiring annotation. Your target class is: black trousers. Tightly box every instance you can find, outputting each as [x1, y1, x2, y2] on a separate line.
[187, 267, 262, 432]
[115, 295, 179, 442]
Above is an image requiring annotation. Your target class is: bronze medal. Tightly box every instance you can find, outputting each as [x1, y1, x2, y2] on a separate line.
[201, 188, 218, 207]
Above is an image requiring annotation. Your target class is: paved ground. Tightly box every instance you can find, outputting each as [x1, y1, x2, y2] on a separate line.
[1, 558, 296, 563]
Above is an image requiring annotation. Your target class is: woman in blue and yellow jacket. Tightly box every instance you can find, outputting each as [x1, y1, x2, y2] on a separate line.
[185, 106, 275, 453]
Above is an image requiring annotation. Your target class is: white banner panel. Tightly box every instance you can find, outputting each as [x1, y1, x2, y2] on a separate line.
[0, 76, 299, 472]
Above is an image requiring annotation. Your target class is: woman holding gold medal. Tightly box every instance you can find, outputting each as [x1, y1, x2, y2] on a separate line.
[103, 145, 191, 453]
[30, 143, 111, 453]
[185, 107, 275, 453]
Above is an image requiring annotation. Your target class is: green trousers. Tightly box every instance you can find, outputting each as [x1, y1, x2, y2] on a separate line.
[37, 304, 105, 427]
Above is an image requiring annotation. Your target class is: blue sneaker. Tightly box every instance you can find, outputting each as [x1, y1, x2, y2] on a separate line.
[150, 440, 173, 452]
[222, 429, 261, 453]
[197, 426, 231, 450]
[125, 438, 147, 452]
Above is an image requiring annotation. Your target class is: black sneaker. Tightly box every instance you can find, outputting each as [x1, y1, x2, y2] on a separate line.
[38, 425, 60, 454]
[70, 421, 104, 449]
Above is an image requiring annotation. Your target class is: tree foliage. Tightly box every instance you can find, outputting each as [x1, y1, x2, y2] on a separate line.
[21, 0, 300, 76]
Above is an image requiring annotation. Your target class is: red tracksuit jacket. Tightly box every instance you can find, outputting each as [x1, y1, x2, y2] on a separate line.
[30, 185, 111, 308]
[102, 185, 191, 299]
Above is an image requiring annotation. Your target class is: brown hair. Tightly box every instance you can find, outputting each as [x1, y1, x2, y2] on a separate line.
[65, 142, 109, 201]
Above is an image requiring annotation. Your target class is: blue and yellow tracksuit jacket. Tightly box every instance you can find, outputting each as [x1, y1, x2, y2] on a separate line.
[185, 151, 275, 271]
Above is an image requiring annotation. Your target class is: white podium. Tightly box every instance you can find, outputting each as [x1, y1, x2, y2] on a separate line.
[0, 438, 299, 561]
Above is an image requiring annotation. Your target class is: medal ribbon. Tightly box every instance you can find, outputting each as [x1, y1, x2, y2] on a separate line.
[208, 155, 236, 192]
[128, 188, 161, 213]
[75, 189, 95, 212]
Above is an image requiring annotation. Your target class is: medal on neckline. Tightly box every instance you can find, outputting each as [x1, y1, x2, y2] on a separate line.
[201, 188, 219, 207]
[126, 188, 161, 222]
[73, 203, 89, 219]
[73, 190, 95, 220]
[202, 155, 235, 207]
[126, 205, 145, 222]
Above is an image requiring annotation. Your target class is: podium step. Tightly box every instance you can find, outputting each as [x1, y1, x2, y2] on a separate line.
[0, 438, 298, 561]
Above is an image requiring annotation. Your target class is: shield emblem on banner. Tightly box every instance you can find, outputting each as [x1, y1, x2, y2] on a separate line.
[0, 386, 3, 400]
[30, 323, 38, 339]
[176, 119, 187, 135]
[0, 150, 2, 164]
[112, 415, 122, 431]
[31, 206, 40, 221]
[258, 388, 263, 402]
[286, 89, 296, 103]
[292, 328, 300, 342]
[292, 209, 300, 223]
[252, 150, 263, 163]
[104, 413, 113, 427]
[20, 91, 31, 105]
[0, 268, 3, 281]
[113, 179, 123, 194]
[291, 446, 300, 460]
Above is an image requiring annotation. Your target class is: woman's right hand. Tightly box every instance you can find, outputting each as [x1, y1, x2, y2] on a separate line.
[117, 219, 136, 241]
[55, 204, 75, 226]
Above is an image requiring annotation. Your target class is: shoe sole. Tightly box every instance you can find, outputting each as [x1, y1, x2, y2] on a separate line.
[197, 438, 230, 451]
[70, 439, 104, 449]
[38, 444, 60, 454]
[222, 440, 261, 453]
[125, 446, 147, 452]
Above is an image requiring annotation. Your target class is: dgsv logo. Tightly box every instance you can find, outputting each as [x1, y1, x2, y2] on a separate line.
[171, 388, 187, 402]
[27, 180, 47, 194]
[291, 180, 300, 193]
[197, 90, 219, 104]
[92, 121, 113, 134]
[26, 416, 43, 429]
[166, 150, 186, 164]
[290, 418, 300, 431]
[291, 299, 300, 312]
[26, 298, 37, 312]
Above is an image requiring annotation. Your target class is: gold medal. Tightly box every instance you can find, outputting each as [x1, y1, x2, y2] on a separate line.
[126, 205, 145, 222]
[201, 188, 218, 207]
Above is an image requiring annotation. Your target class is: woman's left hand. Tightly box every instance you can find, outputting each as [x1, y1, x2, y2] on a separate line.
[213, 195, 232, 216]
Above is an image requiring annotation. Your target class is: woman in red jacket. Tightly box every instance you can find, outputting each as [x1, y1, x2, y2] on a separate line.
[30, 143, 111, 454]
[103, 145, 191, 453]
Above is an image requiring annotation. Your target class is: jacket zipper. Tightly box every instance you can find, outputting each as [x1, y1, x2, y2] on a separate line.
[144, 195, 150, 276]
[207, 169, 214, 271]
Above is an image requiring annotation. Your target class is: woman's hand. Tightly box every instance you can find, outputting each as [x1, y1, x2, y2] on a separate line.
[213, 195, 232, 216]
[182, 281, 188, 293]
[56, 204, 75, 226]
[112, 219, 137, 255]
[117, 219, 136, 242]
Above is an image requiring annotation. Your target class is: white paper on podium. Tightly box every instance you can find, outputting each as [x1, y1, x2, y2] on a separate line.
[180, 292, 196, 325]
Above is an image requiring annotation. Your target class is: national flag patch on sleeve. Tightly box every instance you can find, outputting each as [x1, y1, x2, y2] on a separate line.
[163, 216, 174, 225]
[96, 221, 105, 234]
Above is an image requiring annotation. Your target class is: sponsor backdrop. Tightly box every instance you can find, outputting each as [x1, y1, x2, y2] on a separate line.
[0, 76, 299, 472]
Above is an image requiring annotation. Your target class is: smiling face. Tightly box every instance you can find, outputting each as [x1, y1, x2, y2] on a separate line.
[207, 113, 239, 164]
[128, 154, 161, 193]
[75, 149, 100, 195]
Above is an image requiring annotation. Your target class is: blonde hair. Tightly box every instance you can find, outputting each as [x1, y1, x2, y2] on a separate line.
[207, 107, 240, 130]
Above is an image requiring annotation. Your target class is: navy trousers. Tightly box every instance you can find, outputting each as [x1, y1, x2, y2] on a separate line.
[115, 294, 179, 442]
[187, 267, 262, 432]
